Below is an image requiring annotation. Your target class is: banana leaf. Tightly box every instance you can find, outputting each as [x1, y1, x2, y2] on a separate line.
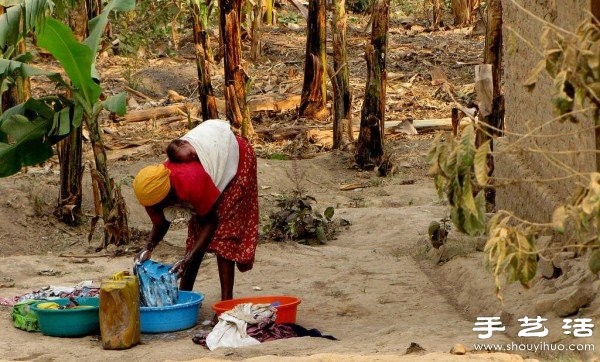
[0, 0, 52, 50]
[85, 0, 135, 80]
[36, 18, 101, 107]
[0, 101, 55, 177]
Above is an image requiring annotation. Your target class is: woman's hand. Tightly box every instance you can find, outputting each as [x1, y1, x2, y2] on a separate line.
[170, 254, 191, 276]
[134, 248, 152, 265]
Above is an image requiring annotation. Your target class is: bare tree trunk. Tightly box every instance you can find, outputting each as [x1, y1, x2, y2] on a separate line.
[593, 0, 600, 26]
[470, 0, 480, 22]
[87, 110, 129, 247]
[299, 0, 327, 119]
[591, 0, 600, 170]
[477, 0, 503, 209]
[330, 0, 352, 149]
[16, 40, 30, 100]
[57, 128, 83, 226]
[250, 0, 263, 61]
[56, 0, 88, 225]
[220, 0, 254, 136]
[451, 0, 470, 25]
[355, 0, 388, 169]
[191, 1, 219, 121]
[482, 0, 503, 136]
[265, 0, 273, 24]
[432, 0, 442, 28]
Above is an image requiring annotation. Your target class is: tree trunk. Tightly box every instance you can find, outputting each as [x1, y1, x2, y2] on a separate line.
[56, 0, 88, 225]
[482, 0, 503, 136]
[591, 0, 600, 170]
[451, 0, 470, 26]
[355, 0, 388, 169]
[15, 40, 30, 101]
[220, 0, 254, 136]
[86, 111, 129, 247]
[57, 128, 83, 225]
[330, 0, 352, 150]
[265, 0, 273, 24]
[191, 1, 219, 121]
[250, 0, 263, 62]
[477, 0, 503, 209]
[299, 0, 327, 119]
[432, 0, 442, 28]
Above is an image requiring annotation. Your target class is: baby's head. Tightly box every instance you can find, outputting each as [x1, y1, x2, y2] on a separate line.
[167, 139, 198, 163]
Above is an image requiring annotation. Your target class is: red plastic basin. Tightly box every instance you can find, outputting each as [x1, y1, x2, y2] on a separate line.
[212, 295, 301, 324]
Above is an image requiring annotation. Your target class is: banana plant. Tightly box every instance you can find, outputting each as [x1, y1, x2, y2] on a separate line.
[0, 0, 52, 110]
[0, 0, 50, 53]
[0, 0, 134, 246]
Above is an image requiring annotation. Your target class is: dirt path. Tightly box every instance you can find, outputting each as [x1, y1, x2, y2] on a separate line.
[0, 152, 525, 361]
[0, 2, 598, 360]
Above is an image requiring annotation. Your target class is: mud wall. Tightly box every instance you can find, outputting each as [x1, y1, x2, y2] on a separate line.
[495, 0, 595, 222]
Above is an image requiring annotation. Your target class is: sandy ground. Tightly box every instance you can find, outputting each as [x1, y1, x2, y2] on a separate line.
[2, 148, 597, 362]
[0, 8, 598, 361]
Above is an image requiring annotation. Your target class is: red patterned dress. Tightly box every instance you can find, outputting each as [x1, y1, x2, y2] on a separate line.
[150, 136, 258, 272]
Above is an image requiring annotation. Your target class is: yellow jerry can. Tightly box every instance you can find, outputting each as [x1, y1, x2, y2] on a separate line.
[99, 271, 141, 350]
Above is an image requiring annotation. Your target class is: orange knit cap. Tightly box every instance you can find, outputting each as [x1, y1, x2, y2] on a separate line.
[132, 164, 171, 206]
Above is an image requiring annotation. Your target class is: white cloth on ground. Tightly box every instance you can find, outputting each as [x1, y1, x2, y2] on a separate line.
[205, 303, 276, 350]
[179, 119, 239, 192]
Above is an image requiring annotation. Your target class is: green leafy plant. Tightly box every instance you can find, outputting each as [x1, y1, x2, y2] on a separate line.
[0, 0, 133, 177]
[428, 123, 490, 236]
[265, 195, 337, 245]
[428, 124, 542, 299]
[346, 0, 372, 14]
[430, 17, 600, 298]
[112, 0, 192, 56]
[524, 22, 600, 123]
[262, 159, 346, 245]
[0, 0, 134, 247]
[277, 12, 301, 25]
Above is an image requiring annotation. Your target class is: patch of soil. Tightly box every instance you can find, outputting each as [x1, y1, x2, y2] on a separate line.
[0, 4, 597, 362]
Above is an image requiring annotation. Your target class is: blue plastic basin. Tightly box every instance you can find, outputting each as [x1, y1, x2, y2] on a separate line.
[140, 291, 204, 333]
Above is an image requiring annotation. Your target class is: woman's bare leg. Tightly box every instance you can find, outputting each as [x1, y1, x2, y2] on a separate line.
[217, 256, 235, 300]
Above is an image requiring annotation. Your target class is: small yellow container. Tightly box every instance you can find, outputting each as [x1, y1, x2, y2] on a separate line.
[99, 271, 140, 350]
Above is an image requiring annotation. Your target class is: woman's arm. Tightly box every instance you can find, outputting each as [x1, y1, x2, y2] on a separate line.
[135, 206, 171, 264]
[170, 212, 217, 277]
[146, 217, 170, 251]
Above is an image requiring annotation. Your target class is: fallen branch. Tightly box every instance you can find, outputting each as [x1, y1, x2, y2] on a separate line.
[340, 182, 370, 191]
[255, 124, 325, 141]
[248, 94, 301, 112]
[124, 86, 155, 101]
[258, 117, 472, 144]
[161, 115, 188, 124]
[284, 0, 308, 18]
[120, 104, 189, 123]
[405, 117, 471, 132]
[120, 95, 299, 124]
[59, 252, 112, 258]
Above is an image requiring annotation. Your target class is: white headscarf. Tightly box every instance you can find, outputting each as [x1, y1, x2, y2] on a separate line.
[179, 119, 239, 192]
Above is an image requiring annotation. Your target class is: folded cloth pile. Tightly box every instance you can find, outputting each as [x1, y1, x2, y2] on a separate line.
[0, 281, 99, 307]
[192, 303, 336, 349]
